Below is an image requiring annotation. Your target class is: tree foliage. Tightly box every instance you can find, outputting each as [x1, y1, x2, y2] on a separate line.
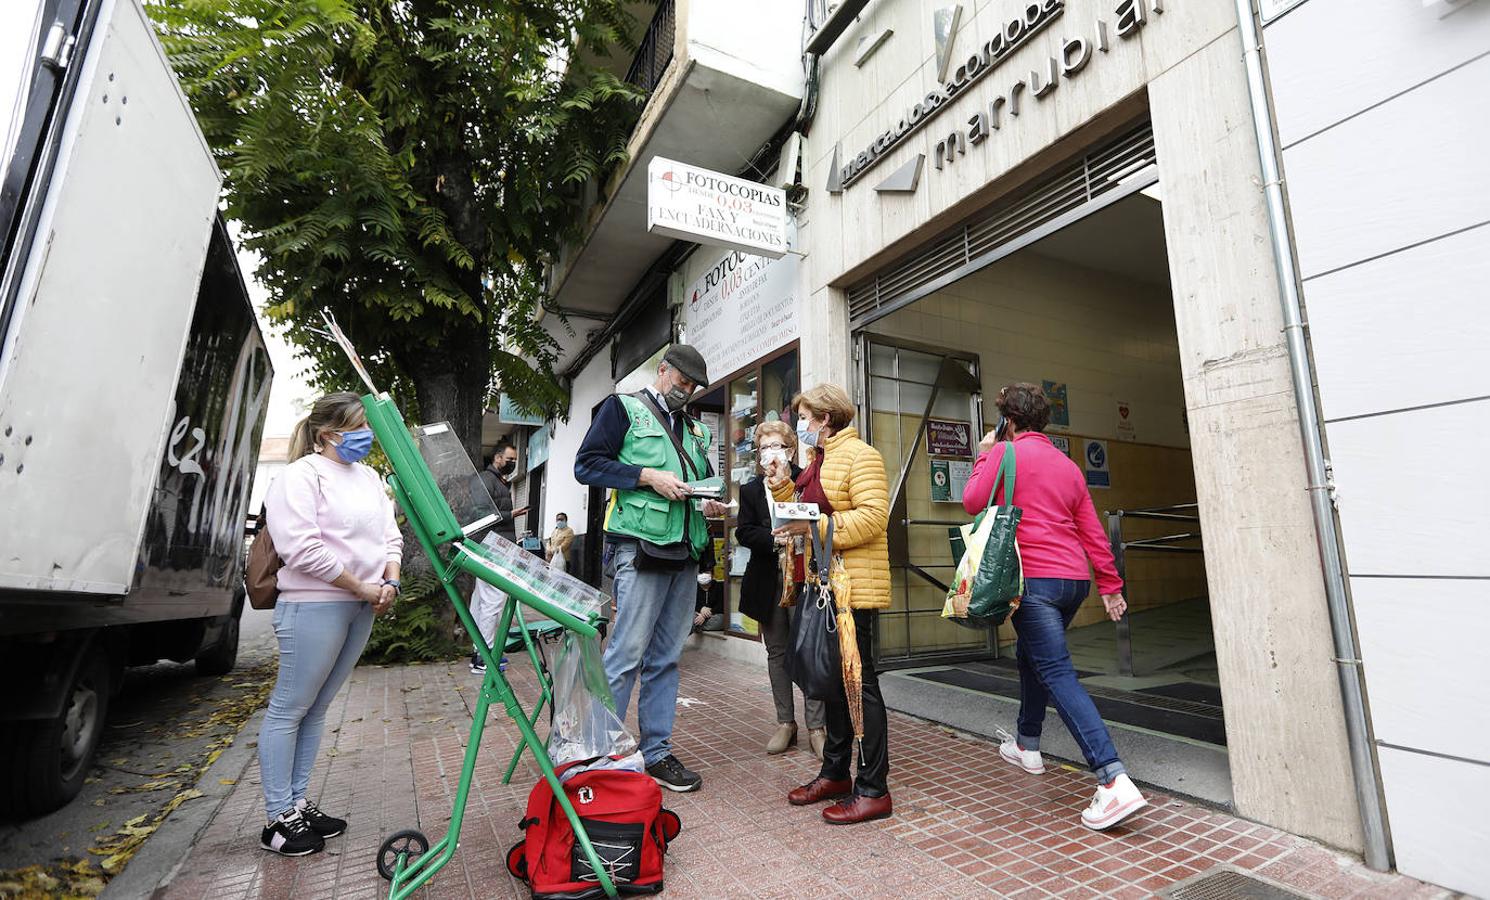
[150, 0, 643, 452]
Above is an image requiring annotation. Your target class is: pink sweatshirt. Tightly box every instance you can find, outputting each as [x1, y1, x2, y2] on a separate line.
[264, 453, 404, 602]
[961, 432, 1123, 595]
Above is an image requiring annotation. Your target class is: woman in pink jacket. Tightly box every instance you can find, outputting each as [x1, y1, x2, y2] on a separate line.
[962, 383, 1146, 831]
[258, 392, 403, 857]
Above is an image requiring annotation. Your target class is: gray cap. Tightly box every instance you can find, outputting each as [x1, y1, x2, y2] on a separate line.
[663, 344, 709, 387]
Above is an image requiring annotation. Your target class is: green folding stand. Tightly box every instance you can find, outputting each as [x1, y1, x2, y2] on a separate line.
[362, 393, 619, 900]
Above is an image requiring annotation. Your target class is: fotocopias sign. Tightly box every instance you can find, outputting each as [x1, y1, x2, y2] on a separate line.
[647, 157, 789, 259]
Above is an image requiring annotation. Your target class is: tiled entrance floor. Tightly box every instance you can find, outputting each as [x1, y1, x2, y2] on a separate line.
[158, 649, 1448, 899]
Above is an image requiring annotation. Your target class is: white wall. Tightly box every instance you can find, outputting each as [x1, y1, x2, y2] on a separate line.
[1265, 0, 1490, 893]
[685, 0, 806, 103]
[544, 351, 617, 539]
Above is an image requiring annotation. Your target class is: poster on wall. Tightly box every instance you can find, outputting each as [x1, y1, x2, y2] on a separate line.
[1050, 435, 1071, 456]
[1084, 439, 1111, 489]
[683, 249, 800, 386]
[926, 418, 974, 457]
[1043, 380, 1070, 429]
[930, 459, 973, 503]
[1116, 400, 1136, 441]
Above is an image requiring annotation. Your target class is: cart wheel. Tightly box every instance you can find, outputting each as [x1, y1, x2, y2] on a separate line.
[377, 829, 429, 881]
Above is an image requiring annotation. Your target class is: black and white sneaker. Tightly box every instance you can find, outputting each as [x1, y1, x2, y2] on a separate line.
[260, 808, 325, 856]
[469, 652, 486, 675]
[646, 755, 703, 793]
[296, 798, 347, 838]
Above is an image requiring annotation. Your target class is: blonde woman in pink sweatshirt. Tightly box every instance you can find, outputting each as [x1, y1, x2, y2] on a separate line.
[258, 392, 403, 857]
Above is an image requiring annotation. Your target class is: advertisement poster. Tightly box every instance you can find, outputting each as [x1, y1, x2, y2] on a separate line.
[1084, 439, 1111, 489]
[930, 459, 973, 503]
[1116, 400, 1136, 441]
[1043, 380, 1070, 428]
[926, 418, 975, 457]
[683, 249, 800, 388]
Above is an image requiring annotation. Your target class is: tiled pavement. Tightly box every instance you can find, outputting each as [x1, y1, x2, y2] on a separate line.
[159, 648, 1451, 899]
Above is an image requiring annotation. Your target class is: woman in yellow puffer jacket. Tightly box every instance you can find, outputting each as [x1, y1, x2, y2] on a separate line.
[767, 383, 893, 825]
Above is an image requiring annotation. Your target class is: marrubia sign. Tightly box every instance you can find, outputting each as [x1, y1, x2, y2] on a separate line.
[647, 158, 789, 259]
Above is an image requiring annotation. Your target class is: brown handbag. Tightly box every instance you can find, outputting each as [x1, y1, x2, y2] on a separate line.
[245, 505, 282, 610]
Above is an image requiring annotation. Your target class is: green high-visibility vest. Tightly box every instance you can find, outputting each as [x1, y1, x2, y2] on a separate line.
[604, 394, 713, 556]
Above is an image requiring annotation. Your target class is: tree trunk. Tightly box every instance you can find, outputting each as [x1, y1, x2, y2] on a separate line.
[402, 334, 488, 466]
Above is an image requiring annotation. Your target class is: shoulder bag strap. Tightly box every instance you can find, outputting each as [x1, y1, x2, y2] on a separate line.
[631, 391, 699, 481]
[809, 517, 834, 581]
[984, 440, 1017, 510]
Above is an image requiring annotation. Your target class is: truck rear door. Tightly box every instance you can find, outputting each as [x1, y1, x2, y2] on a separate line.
[0, 0, 222, 596]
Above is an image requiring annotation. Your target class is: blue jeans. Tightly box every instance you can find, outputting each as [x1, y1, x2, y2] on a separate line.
[1011, 578, 1125, 783]
[259, 600, 373, 820]
[602, 541, 697, 766]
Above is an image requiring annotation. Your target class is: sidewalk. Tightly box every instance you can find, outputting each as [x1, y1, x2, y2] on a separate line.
[158, 649, 1449, 900]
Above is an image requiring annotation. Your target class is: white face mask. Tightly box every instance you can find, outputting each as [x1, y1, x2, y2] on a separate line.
[760, 447, 789, 468]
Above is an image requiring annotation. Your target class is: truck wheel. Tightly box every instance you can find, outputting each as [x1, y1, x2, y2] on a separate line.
[2, 649, 111, 817]
[194, 611, 240, 677]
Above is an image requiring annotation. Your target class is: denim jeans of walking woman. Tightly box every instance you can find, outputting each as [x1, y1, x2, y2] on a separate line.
[259, 601, 374, 821]
[1012, 578, 1125, 784]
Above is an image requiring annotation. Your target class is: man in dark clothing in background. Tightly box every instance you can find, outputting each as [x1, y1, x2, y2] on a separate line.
[470, 441, 526, 674]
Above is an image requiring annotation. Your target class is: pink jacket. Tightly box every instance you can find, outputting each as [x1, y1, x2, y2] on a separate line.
[961, 432, 1123, 595]
[265, 453, 403, 602]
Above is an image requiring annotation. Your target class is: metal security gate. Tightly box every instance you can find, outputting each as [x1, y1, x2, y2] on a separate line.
[846, 121, 1159, 329]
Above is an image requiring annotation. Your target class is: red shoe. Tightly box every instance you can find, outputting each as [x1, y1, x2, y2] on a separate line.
[787, 777, 852, 806]
[823, 793, 893, 825]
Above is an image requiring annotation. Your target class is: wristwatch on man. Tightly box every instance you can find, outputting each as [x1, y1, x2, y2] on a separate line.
[382, 578, 402, 595]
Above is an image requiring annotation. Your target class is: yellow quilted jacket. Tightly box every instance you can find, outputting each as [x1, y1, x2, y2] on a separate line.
[770, 426, 892, 610]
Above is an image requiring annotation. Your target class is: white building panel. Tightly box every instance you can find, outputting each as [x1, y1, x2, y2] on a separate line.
[1377, 746, 1490, 898]
[1264, 0, 1490, 148]
[1353, 577, 1490, 763]
[1325, 400, 1490, 578]
[1281, 53, 1490, 279]
[1305, 223, 1490, 422]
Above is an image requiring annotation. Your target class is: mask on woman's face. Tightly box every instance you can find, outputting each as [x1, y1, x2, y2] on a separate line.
[760, 446, 789, 468]
[796, 417, 819, 449]
[333, 428, 374, 463]
[556, 519, 568, 529]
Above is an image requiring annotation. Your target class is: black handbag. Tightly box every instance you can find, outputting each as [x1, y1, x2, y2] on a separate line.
[788, 519, 845, 702]
[630, 392, 704, 572]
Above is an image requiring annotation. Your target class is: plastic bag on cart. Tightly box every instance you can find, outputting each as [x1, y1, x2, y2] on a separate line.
[548, 631, 637, 767]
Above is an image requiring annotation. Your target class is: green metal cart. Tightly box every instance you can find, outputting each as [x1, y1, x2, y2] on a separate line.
[361, 392, 621, 900]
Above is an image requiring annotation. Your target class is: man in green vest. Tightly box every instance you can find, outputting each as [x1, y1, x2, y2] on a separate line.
[576, 344, 725, 793]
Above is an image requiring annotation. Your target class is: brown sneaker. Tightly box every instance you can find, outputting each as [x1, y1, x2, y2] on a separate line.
[787, 777, 852, 806]
[823, 793, 893, 825]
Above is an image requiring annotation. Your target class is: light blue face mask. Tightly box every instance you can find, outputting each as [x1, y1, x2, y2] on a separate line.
[333, 428, 374, 463]
[796, 417, 818, 449]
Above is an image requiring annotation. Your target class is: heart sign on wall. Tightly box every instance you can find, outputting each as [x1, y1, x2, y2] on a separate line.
[1116, 400, 1135, 441]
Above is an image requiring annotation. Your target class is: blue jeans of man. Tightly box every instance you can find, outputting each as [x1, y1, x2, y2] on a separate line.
[259, 600, 373, 820]
[602, 540, 697, 766]
[1011, 578, 1126, 783]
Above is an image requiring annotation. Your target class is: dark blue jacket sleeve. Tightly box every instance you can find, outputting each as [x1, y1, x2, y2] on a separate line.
[575, 395, 643, 490]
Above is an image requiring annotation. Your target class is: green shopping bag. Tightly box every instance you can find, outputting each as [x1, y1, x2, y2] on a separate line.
[942, 442, 1023, 626]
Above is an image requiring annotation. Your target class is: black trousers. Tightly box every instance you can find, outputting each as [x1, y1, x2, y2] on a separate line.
[818, 609, 889, 797]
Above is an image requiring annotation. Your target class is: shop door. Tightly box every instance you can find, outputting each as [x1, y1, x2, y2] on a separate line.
[860, 337, 993, 667]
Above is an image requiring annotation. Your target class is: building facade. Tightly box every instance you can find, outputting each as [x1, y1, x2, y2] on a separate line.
[536, 1, 1489, 894]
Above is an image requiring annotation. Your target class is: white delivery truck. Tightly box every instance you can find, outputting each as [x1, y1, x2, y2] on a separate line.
[0, 0, 272, 816]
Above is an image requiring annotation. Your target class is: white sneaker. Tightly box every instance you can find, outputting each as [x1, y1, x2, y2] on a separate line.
[996, 729, 1045, 775]
[1081, 773, 1147, 831]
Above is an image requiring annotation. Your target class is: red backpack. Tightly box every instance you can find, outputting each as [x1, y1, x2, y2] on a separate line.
[506, 760, 682, 898]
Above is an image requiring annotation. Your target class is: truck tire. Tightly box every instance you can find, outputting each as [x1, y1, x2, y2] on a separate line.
[1, 648, 111, 818]
[194, 610, 240, 677]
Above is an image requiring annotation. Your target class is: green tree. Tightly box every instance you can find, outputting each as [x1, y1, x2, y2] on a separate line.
[150, 0, 641, 454]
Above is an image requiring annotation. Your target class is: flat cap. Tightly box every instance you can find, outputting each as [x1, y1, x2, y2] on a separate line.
[663, 344, 709, 387]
